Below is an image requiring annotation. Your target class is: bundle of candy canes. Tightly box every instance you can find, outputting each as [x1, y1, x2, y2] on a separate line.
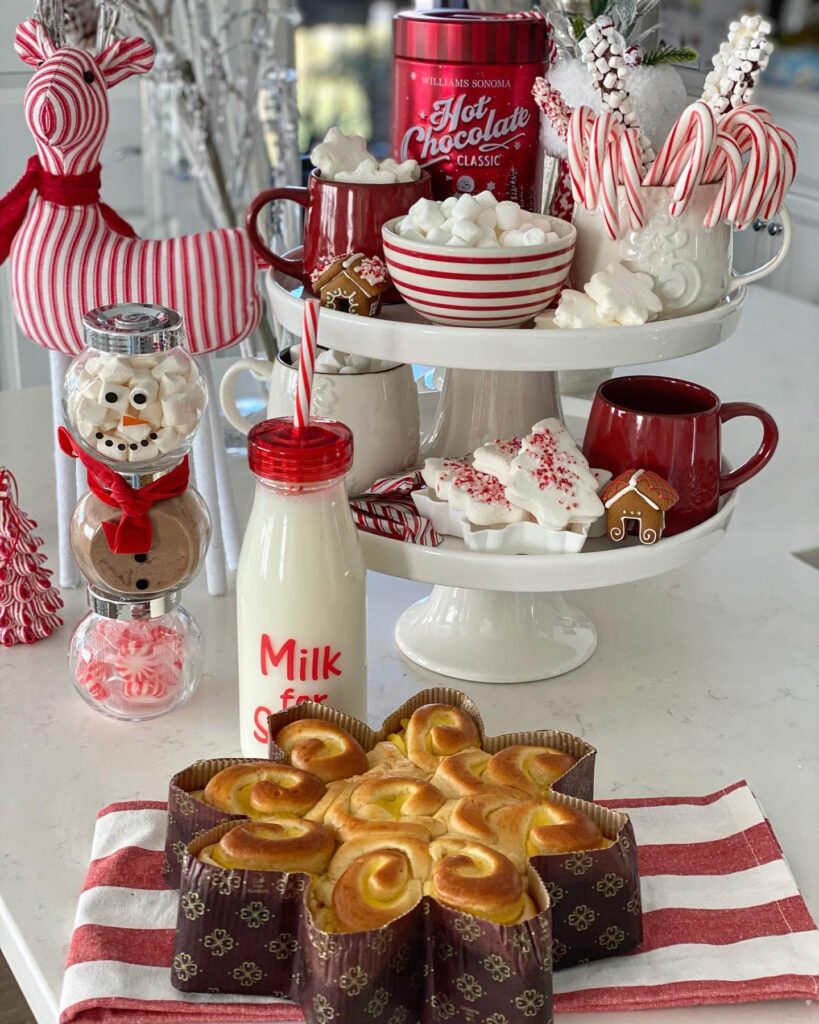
[534, 14, 797, 240]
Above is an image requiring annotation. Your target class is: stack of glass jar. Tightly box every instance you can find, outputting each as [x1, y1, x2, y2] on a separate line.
[63, 303, 211, 721]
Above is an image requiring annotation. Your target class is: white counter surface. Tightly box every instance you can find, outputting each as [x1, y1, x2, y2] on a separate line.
[0, 285, 817, 1024]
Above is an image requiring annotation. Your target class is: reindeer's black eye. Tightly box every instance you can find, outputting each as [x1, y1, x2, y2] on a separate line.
[83, 70, 96, 84]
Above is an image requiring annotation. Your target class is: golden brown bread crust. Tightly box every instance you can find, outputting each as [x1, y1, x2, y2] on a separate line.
[199, 818, 336, 873]
[366, 740, 426, 777]
[403, 703, 481, 773]
[482, 744, 577, 796]
[490, 798, 612, 860]
[316, 832, 432, 932]
[273, 721, 368, 782]
[202, 762, 326, 818]
[426, 837, 536, 925]
[321, 775, 448, 842]
[429, 749, 491, 797]
[435, 790, 522, 851]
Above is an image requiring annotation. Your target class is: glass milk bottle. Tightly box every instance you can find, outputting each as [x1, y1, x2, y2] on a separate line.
[237, 417, 367, 756]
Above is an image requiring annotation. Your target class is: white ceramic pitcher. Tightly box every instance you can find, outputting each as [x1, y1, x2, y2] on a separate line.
[220, 348, 420, 495]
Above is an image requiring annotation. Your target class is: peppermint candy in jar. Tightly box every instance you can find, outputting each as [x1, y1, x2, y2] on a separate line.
[69, 587, 202, 721]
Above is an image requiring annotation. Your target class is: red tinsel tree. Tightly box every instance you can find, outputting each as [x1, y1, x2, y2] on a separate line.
[0, 467, 63, 646]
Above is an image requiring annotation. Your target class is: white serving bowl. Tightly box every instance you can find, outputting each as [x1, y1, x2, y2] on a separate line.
[382, 215, 576, 328]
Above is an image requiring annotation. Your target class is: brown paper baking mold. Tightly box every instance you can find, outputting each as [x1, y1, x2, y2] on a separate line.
[163, 687, 596, 888]
[173, 821, 554, 1024]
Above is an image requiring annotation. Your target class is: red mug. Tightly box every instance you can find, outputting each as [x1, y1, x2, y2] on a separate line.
[583, 375, 778, 536]
[245, 169, 433, 300]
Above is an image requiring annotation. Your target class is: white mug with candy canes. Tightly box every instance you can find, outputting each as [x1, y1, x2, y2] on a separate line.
[535, 14, 796, 318]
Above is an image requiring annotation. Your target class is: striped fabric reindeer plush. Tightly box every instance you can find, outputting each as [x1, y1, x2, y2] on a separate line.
[0, 19, 265, 593]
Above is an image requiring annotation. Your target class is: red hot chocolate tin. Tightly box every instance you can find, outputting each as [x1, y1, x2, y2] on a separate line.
[392, 10, 552, 208]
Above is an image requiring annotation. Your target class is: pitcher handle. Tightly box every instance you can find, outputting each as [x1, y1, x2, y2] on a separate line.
[220, 359, 276, 437]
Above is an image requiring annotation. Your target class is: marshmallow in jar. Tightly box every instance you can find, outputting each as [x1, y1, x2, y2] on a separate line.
[69, 586, 202, 721]
[392, 9, 548, 205]
[236, 418, 367, 756]
[63, 303, 207, 472]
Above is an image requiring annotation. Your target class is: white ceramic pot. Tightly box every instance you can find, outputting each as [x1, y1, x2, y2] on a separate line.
[220, 349, 420, 495]
[572, 184, 792, 318]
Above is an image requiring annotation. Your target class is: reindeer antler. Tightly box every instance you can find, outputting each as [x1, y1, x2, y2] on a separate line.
[34, 0, 65, 48]
[95, 0, 124, 55]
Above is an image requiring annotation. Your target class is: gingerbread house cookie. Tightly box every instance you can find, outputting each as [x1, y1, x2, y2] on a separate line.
[600, 468, 679, 545]
[310, 252, 389, 316]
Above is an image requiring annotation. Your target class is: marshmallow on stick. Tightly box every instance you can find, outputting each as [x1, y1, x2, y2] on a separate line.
[702, 15, 774, 116]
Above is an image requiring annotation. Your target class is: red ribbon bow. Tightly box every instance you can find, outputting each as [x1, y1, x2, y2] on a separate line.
[58, 427, 190, 555]
[0, 155, 136, 264]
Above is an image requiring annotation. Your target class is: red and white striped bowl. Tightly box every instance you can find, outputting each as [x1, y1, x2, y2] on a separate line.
[382, 216, 576, 328]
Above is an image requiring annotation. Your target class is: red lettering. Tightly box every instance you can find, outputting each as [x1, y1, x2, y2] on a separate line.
[322, 646, 341, 678]
[253, 705, 272, 743]
[260, 635, 295, 679]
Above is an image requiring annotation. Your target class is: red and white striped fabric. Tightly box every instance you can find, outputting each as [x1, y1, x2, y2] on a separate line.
[60, 782, 819, 1024]
[382, 230, 575, 328]
[4, 19, 261, 355]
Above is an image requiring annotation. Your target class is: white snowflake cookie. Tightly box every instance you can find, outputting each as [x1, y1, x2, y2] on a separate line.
[583, 262, 662, 326]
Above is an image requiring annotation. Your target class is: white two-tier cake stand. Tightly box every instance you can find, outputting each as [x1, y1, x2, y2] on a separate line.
[267, 270, 745, 683]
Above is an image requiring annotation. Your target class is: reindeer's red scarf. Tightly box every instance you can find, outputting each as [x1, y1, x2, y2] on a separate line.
[0, 155, 136, 263]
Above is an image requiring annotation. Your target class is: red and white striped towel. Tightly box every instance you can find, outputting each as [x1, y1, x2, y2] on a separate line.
[60, 782, 819, 1024]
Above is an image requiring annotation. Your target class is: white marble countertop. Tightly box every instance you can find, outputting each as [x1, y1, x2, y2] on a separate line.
[0, 285, 817, 1024]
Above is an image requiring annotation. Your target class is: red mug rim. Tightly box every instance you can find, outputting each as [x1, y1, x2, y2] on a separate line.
[309, 167, 432, 189]
[596, 375, 720, 419]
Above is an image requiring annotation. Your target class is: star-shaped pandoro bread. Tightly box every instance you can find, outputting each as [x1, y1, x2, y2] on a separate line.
[166, 690, 642, 1003]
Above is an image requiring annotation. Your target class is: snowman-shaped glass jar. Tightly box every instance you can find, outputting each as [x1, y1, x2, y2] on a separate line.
[69, 586, 203, 721]
[63, 303, 207, 473]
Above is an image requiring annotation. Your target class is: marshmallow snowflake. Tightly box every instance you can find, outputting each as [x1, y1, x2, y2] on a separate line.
[553, 290, 614, 329]
[311, 127, 419, 183]
[583, 262, 662, 326]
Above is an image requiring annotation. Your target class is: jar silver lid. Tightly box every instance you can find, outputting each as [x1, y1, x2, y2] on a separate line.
[87, 584, 181, 620]
[82, 303, 184, 354]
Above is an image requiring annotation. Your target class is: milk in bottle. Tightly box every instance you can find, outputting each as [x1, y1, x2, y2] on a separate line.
[236, 417, 367, 756]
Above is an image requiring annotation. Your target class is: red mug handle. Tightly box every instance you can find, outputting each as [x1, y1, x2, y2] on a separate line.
[245, 186, 310, 279]
[719, 402, 779, 494]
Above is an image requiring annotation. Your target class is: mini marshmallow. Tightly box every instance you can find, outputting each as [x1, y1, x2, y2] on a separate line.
[446, 236, 468, 246]
[84, 356, 102, 375]
[474, 190, 498, 207]
[118, 416, 153, 442]
[141, 401, 163, 427]
[500, 229, 526, 247]
[380, 158, 420, 182]
[129, 440, 159, 461]
[478, 236, 498, 248]
[408, 198, 445, 233]
[441, 196, 458, 214]
[75, 396, 108, 426]
[97, 355, 133, 384]
[96, 434, 129, 462]
[425, 226, 451, 245]
[153, 427, 180, 454]
[452, 193, 481, 221]
[161, 393, 199, 429]
[451, 219, 484, 245]
[128, 377, 159, 409]
[522, 228, 547, 245]
[335, 159, 397, 185]
[152, 349, 191, 379]
[400, 227, 425, 242]
[130, 354, 159, 369]
[495, 201, 522, 231]
[476, 208, 497, 232]
[76, 419, 96, 440]
[98, 383, 130, 415]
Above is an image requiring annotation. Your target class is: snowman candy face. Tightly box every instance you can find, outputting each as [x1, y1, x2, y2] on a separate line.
[70, 489, 211, 597]
[65, 347, 206, 469]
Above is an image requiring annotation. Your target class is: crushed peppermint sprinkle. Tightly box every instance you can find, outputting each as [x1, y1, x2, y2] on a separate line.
[492, 438, 522, 455]
[356, 256, 388, 287]
[309, 253, 353, 287]
[452, 465, 513, 508]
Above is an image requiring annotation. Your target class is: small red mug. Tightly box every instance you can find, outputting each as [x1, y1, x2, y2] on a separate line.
[583, 375, 778, 536]
[245, 169, 433, 300]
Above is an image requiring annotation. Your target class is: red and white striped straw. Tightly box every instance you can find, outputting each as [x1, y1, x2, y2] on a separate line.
[294, 298, 319, 432]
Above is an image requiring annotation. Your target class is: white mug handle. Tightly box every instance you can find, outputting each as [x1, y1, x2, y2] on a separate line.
[219, 358, 275, 437]
[730, 205, 792, 292]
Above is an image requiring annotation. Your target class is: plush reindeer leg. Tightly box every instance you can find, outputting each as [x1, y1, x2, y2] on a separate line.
[192, 404, 227, 596]
[199, 357, 241, 571]
[49, 350, 81, 588]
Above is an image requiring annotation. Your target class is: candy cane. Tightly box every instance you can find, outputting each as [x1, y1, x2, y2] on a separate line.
[761, 125, 797, 220]
[703, 130, 742, 184]
[643, 103, 699, 185]
[619, 127, 646, 229]
[668, 102, 717, 217]
[601, 136, 621, 239]
[568, 106, 594, 205]
[585, 111, 615, 211]
[735, 123, 782, 228]
[723, 109, 768, 226]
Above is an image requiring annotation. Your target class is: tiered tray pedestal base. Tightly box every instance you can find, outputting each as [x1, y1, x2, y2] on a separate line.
[267, 271, 745, 682]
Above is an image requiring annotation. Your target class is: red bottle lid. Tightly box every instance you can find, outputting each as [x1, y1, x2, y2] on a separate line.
[248, 418, 353, 484]
[394, 9, 547, 64]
